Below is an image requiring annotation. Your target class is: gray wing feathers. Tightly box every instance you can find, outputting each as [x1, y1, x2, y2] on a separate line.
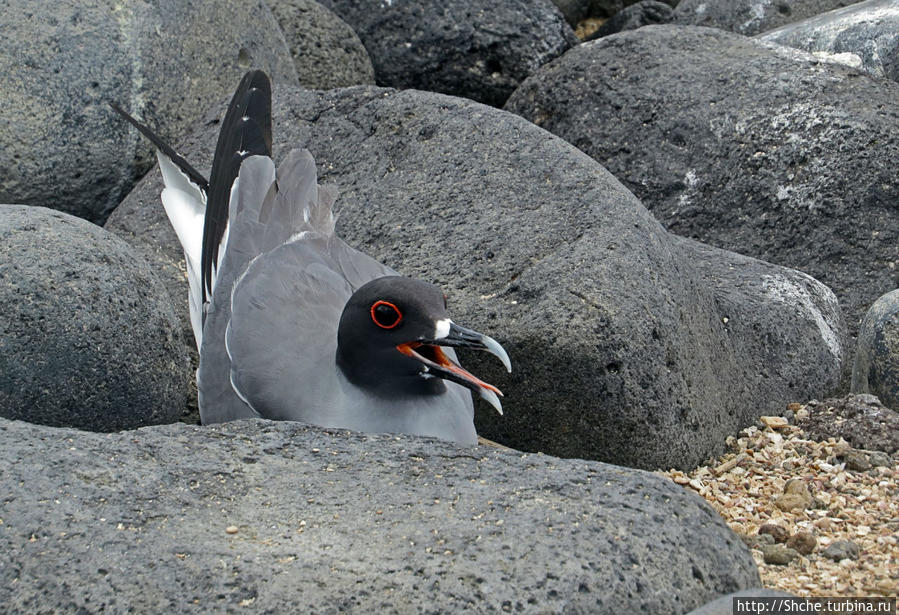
[259, 148, 338, 245]
[221, 155, 277, 278]
[210, 148, 334, 296]
[328, 240, 399, 291]
[225, 238, 353, 421]
[198, 155, 279, 424]
[199, 147, 366, 424]
[224, 235, 396, 422]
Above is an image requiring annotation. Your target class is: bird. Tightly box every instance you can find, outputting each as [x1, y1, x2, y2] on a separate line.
[110, 70, 511, 445]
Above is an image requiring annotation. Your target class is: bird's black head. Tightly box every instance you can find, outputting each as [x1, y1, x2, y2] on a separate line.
[335, 276, 510, 412]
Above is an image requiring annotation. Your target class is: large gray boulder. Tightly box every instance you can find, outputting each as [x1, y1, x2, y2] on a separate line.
[0, 205, 189, 431]
[0, 0, 297, 224]
[268, 0, 376, 88]
[759, 0, 899, 84]
[0, 417, 760, 613]
[851, 290, 899, 410]
[108, 85, 844, 469]
[315, 0, 578, 106]
[505, 25, 899, 336]
[672, 0, 856, 35]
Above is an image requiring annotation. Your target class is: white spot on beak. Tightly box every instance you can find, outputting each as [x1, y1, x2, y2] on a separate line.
[434, 318, 451, 340]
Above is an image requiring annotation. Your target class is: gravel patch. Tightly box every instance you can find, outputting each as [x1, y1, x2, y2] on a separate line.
[660, 401, 898, 596]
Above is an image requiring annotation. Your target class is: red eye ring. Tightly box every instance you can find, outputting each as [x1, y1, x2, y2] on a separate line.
[371, 300, 403, 329]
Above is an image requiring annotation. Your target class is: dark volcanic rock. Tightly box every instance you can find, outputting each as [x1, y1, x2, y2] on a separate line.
[505, 25, 899, 335]
[0, 418, 760, 614]
[0, 205, 188, 431]
[759, 0, 899, 84]
[586, 0, 674, 39]
[796, 394, 899, 454]
[841, 448, 872, 471]
[268, 0, 376, 88]
[822, 539, 861, 561]
[852, 289, 899, 412]
[667, 235, 844, 424]
[315, 0, 578, 106]
[672, 0, 855, 35]
[109, 85, 845, 469]
[0, 0, 296, 224]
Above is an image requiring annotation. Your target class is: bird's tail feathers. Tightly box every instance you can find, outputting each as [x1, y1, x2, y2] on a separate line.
[311, 183, 339, 238]
[157, 151, 207, 348]
[109, 100, 211, 349]
[256, 148, 338, 246]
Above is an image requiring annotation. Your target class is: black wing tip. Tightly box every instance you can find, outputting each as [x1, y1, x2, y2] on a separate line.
[238, 70, 273, 156]
[109, 100, 210, 192]
[201, 70, 275, 302]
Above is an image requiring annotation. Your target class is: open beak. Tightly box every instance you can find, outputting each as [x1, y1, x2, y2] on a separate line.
[396, 321, 512, 415]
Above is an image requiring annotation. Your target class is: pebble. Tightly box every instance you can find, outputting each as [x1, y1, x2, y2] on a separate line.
[842, 450, 872, 472]
[813, 517, 834, 531]
[761, 544, 799, 566]
[758, 523, 790, 543]
[774, 479, 813, 512]
[867, 451, 893, 468]
[786, 531, 817, 555]
[761, 416, 789, 430]
[225, 525, 239, 535]
[822, 540, 860, 562]
[661, 402, 897, 595]
[742, 533, 775, 549]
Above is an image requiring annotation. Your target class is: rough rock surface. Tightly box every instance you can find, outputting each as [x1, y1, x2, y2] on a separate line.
[795, 395, 899, 454]
[0, 417, 760, 613]
[109, 85, 845, 469]
[586, 0, 674, 39]
[0, 205, 188, 431]
[268, 0, 376, 88]
[0, 0, 297, 224]
[505, 25, 899, 335]
[104, 162, 203, 425]
[760, 0, 899, 88]
[851, 290, 899, 410]
[672, 0, 856, 35]
[315, 0, 578, 106]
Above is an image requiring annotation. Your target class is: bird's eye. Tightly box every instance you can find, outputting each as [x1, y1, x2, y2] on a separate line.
[371, 300, 403, 329]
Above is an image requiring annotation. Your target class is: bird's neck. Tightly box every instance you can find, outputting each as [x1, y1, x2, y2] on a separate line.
[335, 346, 446, 399]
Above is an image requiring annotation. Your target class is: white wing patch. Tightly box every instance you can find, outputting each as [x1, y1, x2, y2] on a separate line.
[157, 151, 206, 349]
